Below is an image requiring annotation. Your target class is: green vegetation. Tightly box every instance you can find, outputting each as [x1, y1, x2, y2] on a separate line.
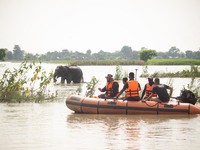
[141, 65, 200, 78]
[45, 59, 200, 66]
[147, 59, 200, 65]
[45, 59, 144, 66]
[0, 58, 56, 103]
[85, 77, 99, 97]
[3, 45, 200, 63]
[0, 48, 6, 61]
[186, 77, 200, 98]
[138, 49, 157, 62]
[114, 65, 123, 80]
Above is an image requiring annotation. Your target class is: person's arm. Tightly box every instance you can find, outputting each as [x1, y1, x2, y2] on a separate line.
[98, 86, 106, 92]
[145, 93, 154, 101]
[168, 86, 173, 97]
[138, 83, 141, 91]
[165, 85, 173, 97]
[116, 83, 128, 98]
[141, 84, 147, 99]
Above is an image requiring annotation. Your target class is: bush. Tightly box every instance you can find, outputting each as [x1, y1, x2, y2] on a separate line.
[0, 59, 56, 102]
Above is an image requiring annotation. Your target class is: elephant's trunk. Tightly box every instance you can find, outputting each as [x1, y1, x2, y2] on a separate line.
[53, 73, 57, 82]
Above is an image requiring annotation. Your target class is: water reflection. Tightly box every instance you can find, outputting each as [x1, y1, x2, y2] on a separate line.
[66, 113, 199, 150]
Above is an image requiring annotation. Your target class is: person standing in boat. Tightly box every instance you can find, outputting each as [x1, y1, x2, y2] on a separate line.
[141, 77, 157, 99]
[144, 78, 173, 102]
[115, 72, 141, 101]
[98, 74, 119, 98]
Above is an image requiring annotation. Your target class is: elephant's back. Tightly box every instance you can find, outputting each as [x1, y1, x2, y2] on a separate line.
[69, 66, 83, 75]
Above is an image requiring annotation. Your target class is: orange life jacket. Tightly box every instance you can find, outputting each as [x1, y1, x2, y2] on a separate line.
[145, 83, 157, 98]
[126, 80, 140, 97]
[106, 80, 119, 97]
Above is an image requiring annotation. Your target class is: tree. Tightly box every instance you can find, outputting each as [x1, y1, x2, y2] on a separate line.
[5, 50, 13, 60]
[13, 45, 24, 60]
[0, 48, 6, 61]
[168, 46, 180, 58]
[86, 49, 91, 56]
[138, 49, 157, 62]
[120, 46, 133, 59]
[185, 50, 193, 59]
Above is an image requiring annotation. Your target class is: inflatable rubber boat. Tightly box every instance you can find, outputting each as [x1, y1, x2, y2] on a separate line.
[66, 95, 200, 115]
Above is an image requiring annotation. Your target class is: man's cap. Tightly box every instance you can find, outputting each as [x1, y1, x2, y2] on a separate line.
[105, 74, 113, 78]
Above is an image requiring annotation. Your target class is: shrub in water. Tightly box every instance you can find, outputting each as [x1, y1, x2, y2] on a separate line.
[0, 59, 55, 102]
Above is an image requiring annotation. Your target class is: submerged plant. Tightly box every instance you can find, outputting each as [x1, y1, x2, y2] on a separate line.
[85, 76, 99, 97]
[0, 58, 56, 102]
[114, 65, 123, 80]
[186, 77, 200, 99]
[140, 65, 149, 78]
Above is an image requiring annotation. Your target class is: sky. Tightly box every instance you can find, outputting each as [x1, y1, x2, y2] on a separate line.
[0, 0, 200, 54]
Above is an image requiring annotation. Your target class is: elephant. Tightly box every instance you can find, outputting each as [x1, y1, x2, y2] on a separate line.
[53, 65, 84, 84]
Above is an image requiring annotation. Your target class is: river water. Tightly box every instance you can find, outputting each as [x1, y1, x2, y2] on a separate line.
[0, 62, 200, 150]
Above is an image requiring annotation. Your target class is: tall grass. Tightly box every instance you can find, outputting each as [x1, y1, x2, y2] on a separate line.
[147, 59, 200, 65]
[44, 59, 144, 66]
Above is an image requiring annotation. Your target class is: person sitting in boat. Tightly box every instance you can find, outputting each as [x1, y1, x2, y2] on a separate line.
[98, 74, 119, 99]
[117, 77, 128, 100]
[141, 77, 157, 99]
[115, 72, 141, 101]
[144, 78, 173, 102]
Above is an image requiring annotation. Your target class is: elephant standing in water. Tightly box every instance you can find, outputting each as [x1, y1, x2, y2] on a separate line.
[53, 65, 84, 84]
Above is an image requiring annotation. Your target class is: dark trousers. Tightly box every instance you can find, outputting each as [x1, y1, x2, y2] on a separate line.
[126, 96, 140, 101]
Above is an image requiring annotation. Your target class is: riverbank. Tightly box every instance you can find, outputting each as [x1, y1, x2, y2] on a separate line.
[43, 59, 200, 65]
[2, 58, 200, 66]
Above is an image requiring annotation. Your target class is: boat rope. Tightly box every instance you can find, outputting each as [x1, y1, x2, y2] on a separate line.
[159, 102, 180, 107]
[143, 101, 159, 107]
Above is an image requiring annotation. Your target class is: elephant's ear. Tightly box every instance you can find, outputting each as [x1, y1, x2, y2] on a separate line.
[63, 66, 70, 74]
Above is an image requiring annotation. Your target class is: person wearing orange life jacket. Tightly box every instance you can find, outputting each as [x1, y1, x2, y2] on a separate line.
[115, 72, 141, 101]
[141, 77, 157, 99]
[144, 78, 173, 102]
[98, 74, 119, 98]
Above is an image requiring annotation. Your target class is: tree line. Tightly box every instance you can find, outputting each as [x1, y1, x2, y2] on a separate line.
[0, 45, 200, 61]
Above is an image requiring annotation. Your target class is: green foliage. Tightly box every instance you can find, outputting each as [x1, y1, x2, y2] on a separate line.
[141, 65, 200, 78]
[0, 59, 55, 102]
[0, 48, 6, 61]
[45, 59, 144, 66]
[120, 46, 134, 59]
[85, 77, 99, 97]
[138, 49, 157, 62]
[13, 45, 24, 60]
[114, 65, 123, 80]
[141, 65, 149, 78]
[76, 85, 82, 95]
[147, 59, 200, 65]
[186, 77, 200, 98]
[3, 44, 200, 61]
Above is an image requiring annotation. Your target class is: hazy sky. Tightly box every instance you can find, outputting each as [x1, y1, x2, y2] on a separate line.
[0, 0, 200, 54]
